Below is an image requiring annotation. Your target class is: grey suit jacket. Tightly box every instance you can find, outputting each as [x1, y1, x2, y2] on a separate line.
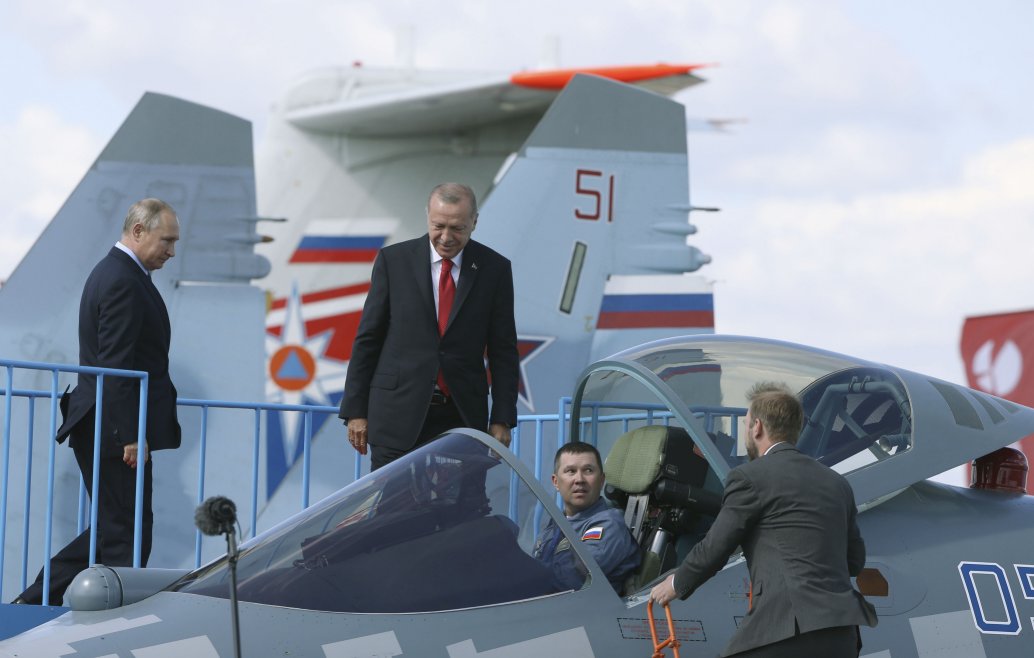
[672, 442, 877, 656]
[339, 236, 519, 451]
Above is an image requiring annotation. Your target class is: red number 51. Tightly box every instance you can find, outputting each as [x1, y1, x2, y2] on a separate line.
[575, 169, 615, 222]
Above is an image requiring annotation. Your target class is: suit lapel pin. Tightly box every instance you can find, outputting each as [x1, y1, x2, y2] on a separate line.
[471, 262, 478, 270]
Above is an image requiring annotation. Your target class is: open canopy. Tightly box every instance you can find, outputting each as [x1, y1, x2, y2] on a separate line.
[571, 335, 1034, 506]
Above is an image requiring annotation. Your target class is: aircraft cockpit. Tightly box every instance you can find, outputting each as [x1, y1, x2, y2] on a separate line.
[170, 431, 598, 612]
[569, 335, 918, 589]
[167, 335, 1026, 615]
[574, 338, 914, 473]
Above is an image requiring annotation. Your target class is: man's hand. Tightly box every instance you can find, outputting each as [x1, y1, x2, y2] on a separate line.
[650, 574, 678, 606]
[488, 422, 512, 449]
[347, 418, 369, 455]
[123, 442, 148, 468]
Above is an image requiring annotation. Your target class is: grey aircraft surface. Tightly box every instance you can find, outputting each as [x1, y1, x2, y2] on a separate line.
[0, 92, 272, 601]
[0, 335, 1030, 657]
[256, 59, 718, 521]
[0, 66, 714, 609]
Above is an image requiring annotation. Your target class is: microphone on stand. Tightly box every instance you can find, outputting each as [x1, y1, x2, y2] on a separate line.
[195, 495, 238, 537]
[195, 496, 242, 658]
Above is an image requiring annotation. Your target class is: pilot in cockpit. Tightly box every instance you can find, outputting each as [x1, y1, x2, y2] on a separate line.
[533, 443, 640, 592]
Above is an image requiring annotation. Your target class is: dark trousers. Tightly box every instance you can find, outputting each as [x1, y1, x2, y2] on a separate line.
[370, 398, 465, 470]
[18, 417, 153, 605]
[730, 625, 860, 658]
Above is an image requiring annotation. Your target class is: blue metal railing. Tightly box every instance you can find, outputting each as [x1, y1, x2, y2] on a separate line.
[1, 358, 149, 605]
[173, 398, 342, 567]
[2, 358, 717, 602]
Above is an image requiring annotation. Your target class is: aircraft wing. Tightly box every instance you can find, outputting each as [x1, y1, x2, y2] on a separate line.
[284, 64, 707, 135]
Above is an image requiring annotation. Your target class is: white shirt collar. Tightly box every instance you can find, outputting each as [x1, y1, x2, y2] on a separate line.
[763, 441, 787, 456]
[428, 240, 463, 271]
[115, 241, 149, 274]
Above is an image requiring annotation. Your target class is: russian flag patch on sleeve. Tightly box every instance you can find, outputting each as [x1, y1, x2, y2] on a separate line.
[581, 526, 604, 541]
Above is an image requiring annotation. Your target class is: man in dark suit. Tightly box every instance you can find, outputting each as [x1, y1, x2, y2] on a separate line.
[14, 198, 182, 605]
[650, 382, 877, 657]
[340, 183, 518, 470]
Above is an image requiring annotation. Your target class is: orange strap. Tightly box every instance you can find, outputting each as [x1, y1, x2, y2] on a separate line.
[646, 601, 681, 658]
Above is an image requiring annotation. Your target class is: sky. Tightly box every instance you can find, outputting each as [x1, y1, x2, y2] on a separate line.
[2, 0, 1033, 386]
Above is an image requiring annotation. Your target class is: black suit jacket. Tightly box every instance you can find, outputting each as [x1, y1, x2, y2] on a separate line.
[339, 237, 518, 450]
[672, 443, 877, 656]
[56, 247, 181, 456]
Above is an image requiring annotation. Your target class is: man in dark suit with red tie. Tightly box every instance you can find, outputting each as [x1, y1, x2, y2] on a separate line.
[340, 183, 519, 470]
[14, 198, 182, 605]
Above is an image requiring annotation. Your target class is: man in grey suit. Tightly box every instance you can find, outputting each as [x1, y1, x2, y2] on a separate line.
[340, 183, 518, 470]
[650, 382, 877, 657]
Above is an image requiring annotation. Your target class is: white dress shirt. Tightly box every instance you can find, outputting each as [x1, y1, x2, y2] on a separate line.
[429, 242, 463, 317]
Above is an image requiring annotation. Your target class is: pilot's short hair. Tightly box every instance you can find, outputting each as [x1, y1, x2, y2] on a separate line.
[427, 183, 478, 218]
[747, 382, 804, 444]
[553, 441, 603, 473]
[123, 198, 176, 234]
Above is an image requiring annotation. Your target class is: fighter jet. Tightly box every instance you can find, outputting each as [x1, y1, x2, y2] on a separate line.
[0, 92, 273, 601]
[0, 65, 717, 625]
[1, 335, 1030, 657]
[256, 68, 719, 526]
[258, 60, 718, 506]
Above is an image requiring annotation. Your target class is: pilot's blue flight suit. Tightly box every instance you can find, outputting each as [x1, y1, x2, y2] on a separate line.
[533, 498, 640, 592]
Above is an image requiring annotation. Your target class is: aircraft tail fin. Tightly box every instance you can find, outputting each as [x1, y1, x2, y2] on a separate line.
[0, 92, 273, 593]
[477, 73, 712, 412]
[0, 91, 271, 366]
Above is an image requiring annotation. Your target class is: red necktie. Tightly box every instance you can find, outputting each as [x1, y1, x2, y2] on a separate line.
[437, 259, 455, 395]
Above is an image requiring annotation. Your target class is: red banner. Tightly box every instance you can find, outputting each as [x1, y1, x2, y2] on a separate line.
[960, 309, 1034, 486]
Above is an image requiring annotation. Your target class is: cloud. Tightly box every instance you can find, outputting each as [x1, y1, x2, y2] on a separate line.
[709, 136, 1034, 381]
[722, 123, 937, 194]
[3, 0, 1034, 388]
[0, 1, 402, 130]
[0, 105, 101, 281]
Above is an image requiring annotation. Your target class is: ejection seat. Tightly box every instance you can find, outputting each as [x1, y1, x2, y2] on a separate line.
[603, 425, 721, 593]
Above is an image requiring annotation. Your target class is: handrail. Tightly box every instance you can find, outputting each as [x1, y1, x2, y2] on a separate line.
[647, 600, 681, 658]
[4, 356, 728, 602]
[174, 398, 339, 559]
[1, 359, 148, 605]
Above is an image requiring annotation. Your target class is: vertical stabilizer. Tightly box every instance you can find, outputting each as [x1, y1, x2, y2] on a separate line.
[477, 74, 710, 415]
[254, 72, 716, 520]
[0, 93, 270, 598]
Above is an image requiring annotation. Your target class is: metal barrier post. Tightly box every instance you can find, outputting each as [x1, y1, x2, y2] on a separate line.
[88, 377, 104, 567]
[41, 372, 61, 605]
[132, 374, 149, 568]
[508, 424, 520, 524]
[194, 405, 210, 568]
[1, 367, 13, 592]
[18, 396, 35, 590]
[250, 410, 260, 539]
[301, 411, 312, 510]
